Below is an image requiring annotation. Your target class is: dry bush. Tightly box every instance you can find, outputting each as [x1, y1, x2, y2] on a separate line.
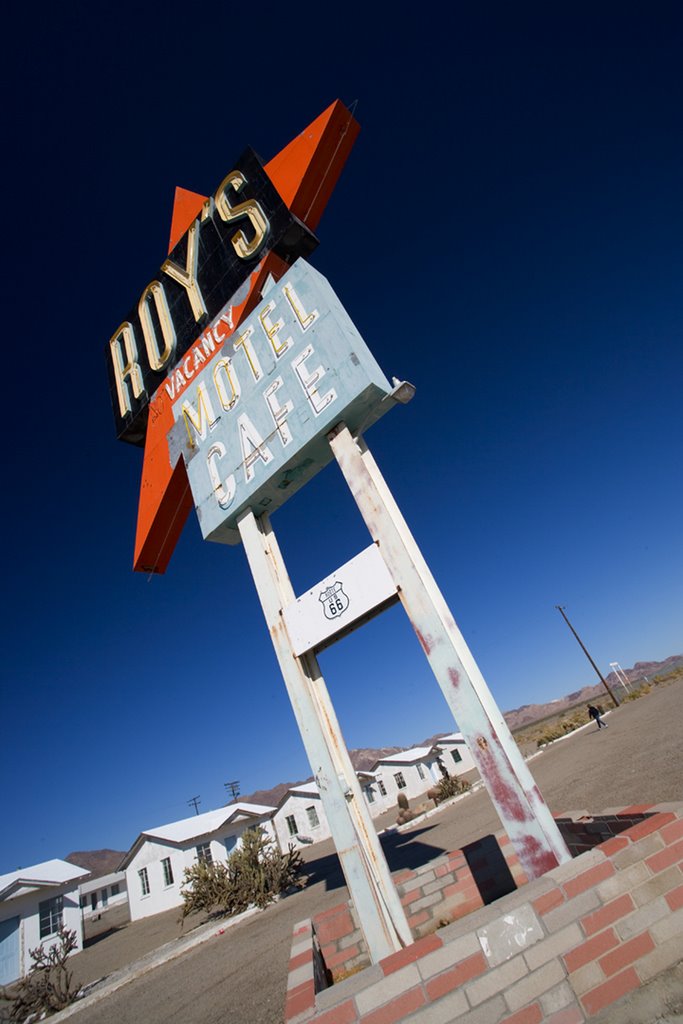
[0, 928, 81, 1022]
[433, 773, 470, 804]
[180, 829, 306, 921]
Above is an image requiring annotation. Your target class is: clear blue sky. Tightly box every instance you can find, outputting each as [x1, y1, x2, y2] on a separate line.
[2, 4, 681, 871]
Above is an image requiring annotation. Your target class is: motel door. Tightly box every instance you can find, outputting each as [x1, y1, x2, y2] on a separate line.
[0, 916, 20, 984]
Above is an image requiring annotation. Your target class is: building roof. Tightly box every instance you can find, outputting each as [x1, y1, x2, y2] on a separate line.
[435, 733, 465, 743]
[119, 803, 276, 870]
[0, 859, 89, 901]
[287, 782, 320, 797]
[373, 745, 436, 766]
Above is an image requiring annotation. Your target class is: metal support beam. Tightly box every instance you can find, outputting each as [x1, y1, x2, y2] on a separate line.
[237, 508, 412, 963]
[328, 424, 572, 880]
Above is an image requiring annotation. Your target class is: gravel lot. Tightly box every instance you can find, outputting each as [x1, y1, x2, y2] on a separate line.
[64, 678, 683, 1024]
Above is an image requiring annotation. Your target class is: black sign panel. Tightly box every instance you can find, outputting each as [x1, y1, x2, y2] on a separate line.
[106, 148, 317, 446]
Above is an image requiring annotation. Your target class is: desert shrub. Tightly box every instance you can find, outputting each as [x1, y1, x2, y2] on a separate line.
[180, 829, 305, 921]
[0, 928, 81, 1021]
[434, 773, 470, 804]
[535, 709, 587, 747]
[621, 684, 652, 702]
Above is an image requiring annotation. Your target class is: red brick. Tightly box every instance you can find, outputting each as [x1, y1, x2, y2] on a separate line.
[665, 883, 683, 911]
[500, 1003, 542, 1024]
[646, 838, 683, 875]
[380, 933, 442, 976]
[425, 952, 488, 1000]
[435, 863, 454, 878]
[564, 928, 619, 973]
[660, 818, 683, 844]
[289, 949, 313, 971]
[580, 894, 635, 936]
[394, 870, 417, 884]
[563, 860, 614, 900]
[400, 887, 426, 907]
[599, 835, 630, 857]
[580, 966, 640, 1015]
[325, 945, 361, 969]
[359, 986, 426, 1024]
[624, 812, 675, 842]
[443, 880, 480, 899]
[285, 980, 315, 1020]
[315, 999, 359, 1024]
[599, 930, 655, 977]
[620, 804, 655, 815]
[408, 911, 429, 928]
[315, 904, 349, 921]
[533, 888, 565, 916]
[316, 912, 355, 945]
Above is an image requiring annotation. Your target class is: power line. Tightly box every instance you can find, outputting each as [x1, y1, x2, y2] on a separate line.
[224, 780, 240, 800]
[187, 795, 201, 815]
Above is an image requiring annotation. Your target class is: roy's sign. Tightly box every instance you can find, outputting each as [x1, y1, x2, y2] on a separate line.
[106, 148, 316, 446]
[106, 100, 363, 573]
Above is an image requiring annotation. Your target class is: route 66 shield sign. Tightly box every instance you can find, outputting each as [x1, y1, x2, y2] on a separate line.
[319, 582, 350, 620]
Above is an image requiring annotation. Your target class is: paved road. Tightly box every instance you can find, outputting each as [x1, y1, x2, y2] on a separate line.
[69, 679, 682, 1024]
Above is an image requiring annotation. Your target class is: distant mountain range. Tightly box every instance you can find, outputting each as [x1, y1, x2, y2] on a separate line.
[65, 654, 681, 877]
[64, 848, 125, 877]
[501, 654, 683, 731]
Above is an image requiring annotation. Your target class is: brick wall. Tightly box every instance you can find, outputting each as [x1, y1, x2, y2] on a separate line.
[285, 803, 683, 1023]
[311, 809, 652, 985]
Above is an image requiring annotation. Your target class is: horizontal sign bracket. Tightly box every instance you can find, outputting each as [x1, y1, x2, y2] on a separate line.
[282, 542, 399, 656]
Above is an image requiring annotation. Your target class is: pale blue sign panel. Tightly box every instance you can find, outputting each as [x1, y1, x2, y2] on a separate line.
[169, 260, 394, 544]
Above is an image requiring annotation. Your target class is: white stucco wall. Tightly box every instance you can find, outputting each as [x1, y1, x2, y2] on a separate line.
[273, 793, 331, 850]
[361, 777, 393, 818]
[79, 871, 128, 918]
[125, 817, 276, 921]
[0, 883, 83, 983]
[377, 757, 441, 804]
[436, 735, 477, 776]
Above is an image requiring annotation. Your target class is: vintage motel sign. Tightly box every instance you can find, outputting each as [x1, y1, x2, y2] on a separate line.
[107, 101, 571, 966]
[167, 259, 397, 544]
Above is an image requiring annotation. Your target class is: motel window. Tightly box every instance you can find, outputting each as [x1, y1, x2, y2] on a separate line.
[90, 893, 97, 912]
[286, 814, 298, 836]
[306, 806, 320, 829]
[101, 887, 108, 907]
[416, 764, 425, 780]
[79, 895, 87, 909]
[452, 750, 462, 764]
[138, 867, 150, 897]
[39, 895, 64, 939]
[394, 772, 407, 790]
[365, 786, 375, 804]
[378, 780, 387, 797]
[162, 857, 174, 886]
[111, 883, 120, 896]
[196, 843, 213, 865]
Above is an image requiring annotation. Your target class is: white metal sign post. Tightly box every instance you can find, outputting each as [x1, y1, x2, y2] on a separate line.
[328, 425, 572, 880]
[238, 508, 413, 963]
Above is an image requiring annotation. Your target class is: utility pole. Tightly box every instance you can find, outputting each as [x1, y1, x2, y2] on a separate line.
[555, 606, 620, 708]
[224, 780, 240, 800]
[187, 795, 201, 815]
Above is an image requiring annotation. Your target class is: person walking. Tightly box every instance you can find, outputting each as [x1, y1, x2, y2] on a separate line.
[587, 704, 608, 729]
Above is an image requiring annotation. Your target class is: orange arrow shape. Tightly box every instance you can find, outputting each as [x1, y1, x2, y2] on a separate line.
[133, 100, 359, 574]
